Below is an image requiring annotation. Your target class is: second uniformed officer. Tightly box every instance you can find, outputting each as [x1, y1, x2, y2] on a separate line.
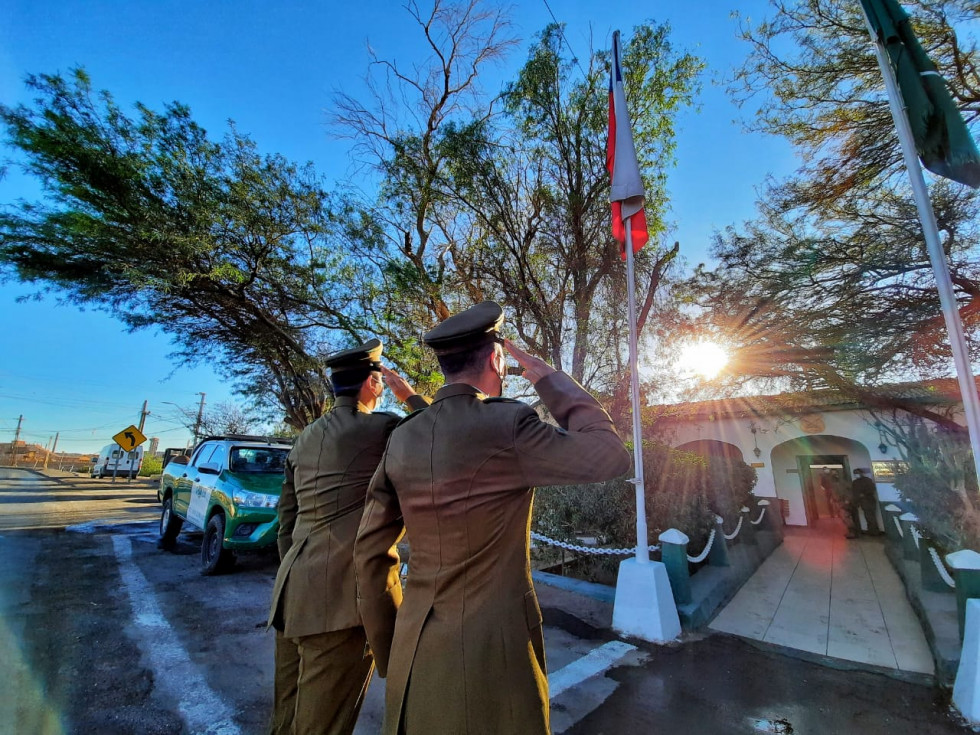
[354, 302, 632, 735]
[268, 339, 428, 735]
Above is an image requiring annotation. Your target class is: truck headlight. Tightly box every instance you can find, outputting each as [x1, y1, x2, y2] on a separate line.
[232, 489, 280, 508]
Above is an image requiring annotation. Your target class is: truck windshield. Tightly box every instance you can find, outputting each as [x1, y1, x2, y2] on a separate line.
[229, 447, 289, 474]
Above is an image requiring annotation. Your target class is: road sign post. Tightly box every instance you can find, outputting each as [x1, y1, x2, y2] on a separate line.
[111, 425, 147, 483]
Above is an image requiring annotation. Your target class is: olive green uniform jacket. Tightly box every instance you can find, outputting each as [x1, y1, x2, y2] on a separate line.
[268, 394, 428, 637]
[354, 372, 631, 735]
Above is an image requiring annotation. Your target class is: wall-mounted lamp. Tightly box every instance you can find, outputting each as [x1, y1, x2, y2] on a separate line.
[750, 422, 762, 458]
[876, 422, 889, 455]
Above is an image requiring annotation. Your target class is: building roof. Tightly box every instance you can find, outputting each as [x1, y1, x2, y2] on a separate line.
[648, 377, 973, 424]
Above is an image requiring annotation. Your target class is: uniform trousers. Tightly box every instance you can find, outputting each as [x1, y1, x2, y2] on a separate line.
[272, 626, 375, 735]
[272, 630, 300, 735]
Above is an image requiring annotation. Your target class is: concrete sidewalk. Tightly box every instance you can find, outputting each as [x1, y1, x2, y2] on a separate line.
[710, 522, 934, 676]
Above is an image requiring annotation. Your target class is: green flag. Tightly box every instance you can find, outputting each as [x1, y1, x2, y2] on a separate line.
[861, 0, 980, 188]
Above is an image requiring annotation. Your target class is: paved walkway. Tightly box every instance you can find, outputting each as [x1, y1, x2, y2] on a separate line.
[710, 521, 934, 675]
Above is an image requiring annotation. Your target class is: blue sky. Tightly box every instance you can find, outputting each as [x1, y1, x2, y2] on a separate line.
[0, 0, 797, 454]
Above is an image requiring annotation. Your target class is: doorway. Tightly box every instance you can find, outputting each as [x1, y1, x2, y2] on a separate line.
[796, 454, 851, 526]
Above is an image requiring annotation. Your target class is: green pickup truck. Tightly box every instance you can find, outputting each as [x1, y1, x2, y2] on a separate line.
[157, 435, 293, 574]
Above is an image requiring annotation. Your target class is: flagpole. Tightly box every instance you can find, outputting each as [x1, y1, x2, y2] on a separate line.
[624, 217, 649, 563]
[862, 8, 980, 486]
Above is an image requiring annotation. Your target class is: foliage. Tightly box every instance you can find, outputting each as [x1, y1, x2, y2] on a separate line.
[533, 479, 635, 546]
[532, 442, 757, 582]
[731, 0, 980, 207]
[889, 416, 980, 550]
[330, 0, 516, 395]
[683, 0, 980, 430]
[0, 69, 371, 428]
[689, 181, 980, 429]
[440, 22, 701, 389]
[334, 8, 702, 398]
[643, 443, 757, 553]
[139, 454, 163, 477]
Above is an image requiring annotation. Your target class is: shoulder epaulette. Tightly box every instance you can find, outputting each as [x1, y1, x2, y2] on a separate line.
[373, 410, 401, 419]
[482, 396, 521, 404]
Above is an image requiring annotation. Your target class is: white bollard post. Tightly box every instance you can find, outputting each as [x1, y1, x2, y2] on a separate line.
[953, 598, 980, 724]
[612, 557, 681, 643]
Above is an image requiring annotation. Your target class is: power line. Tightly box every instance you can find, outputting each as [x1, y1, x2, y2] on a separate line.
[0, 391, 138, 411]
[540, 0, 592, 82]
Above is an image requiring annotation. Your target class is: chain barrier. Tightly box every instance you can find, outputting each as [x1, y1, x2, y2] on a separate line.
[750, 507, 767, 526]
[687, 527, 716, 564]
[893, 516, 904, 538]
[530, 532, 659, 556]
[928, 546, 957, 589]
[723, 515, 744, 541]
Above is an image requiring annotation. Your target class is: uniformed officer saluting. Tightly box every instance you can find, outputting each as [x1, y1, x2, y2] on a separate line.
[354, 302, 631, 735]
[268, 339, 428, 735]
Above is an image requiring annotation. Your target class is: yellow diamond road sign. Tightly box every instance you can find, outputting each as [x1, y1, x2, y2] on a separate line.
[113, 425, 147, 451]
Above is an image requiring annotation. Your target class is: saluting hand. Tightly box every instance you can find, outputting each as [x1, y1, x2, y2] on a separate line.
[504, 339, 555, 385]
[380, 365, 417, 403]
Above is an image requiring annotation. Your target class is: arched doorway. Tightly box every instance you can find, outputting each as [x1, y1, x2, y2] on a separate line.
[771, 435, 871, 526]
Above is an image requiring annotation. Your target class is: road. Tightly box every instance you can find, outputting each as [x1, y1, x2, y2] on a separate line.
[0, 468, 973, 734]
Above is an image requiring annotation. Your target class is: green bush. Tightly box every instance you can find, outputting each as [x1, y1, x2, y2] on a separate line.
[643, 443, 757, 554]
[531, 441, 757, 582]
[892, 420, 980, 551]
[140, 454, 163, 477]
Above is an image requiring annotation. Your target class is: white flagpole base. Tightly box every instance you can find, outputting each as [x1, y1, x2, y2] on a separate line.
[953, 598, 980, 724]
[612, 557, 681, 643]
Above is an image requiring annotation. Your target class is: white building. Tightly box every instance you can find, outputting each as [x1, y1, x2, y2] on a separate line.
[652, 379, 966, 527]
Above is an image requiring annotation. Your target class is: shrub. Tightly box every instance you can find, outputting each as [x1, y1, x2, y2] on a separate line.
[531, 441, 758, 582]
[140, 454, 163, 477]
[892, 419, 980, 551]
[643, 443, 757, 554]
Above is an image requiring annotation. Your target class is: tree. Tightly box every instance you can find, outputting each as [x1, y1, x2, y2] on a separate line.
[440, 23, 701, 388]
[198, 402, 262, 436]
[331, 0, 516, 392]
[731, 0, 980, 208]
[0, 70, 370, 427]
[886, 413, 980, 549]
[684, 0, 980, 430]
[690, 179, 980, 429]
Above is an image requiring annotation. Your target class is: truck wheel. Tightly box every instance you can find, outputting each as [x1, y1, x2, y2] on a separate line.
[159, 496, 183, 551]
[201, 514, 234, 575]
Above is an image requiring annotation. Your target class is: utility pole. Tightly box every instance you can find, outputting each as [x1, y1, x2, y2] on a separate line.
[11, 414, 23, 467]
[192, 392, 206, 445]
[138, 400, 149, 433]
[44, 432, 59, 471]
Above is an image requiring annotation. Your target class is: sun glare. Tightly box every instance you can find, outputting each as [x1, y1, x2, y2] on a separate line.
[678, 342, 729, 380]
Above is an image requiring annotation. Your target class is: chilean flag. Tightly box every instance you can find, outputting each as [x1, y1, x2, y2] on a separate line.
[607, 30, 648, 258]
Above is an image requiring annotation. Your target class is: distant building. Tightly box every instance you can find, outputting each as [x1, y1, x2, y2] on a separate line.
[0, 441, 94, 470]
[650, 378, 968, 528]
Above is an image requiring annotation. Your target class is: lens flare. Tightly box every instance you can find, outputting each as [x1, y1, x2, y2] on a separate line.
[677, 342, 728, 379]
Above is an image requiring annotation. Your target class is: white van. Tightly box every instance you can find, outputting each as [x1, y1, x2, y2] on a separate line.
[91, 443, 144, 479]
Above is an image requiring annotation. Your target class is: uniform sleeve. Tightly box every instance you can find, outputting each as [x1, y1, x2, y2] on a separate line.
[405, 394, 431, 411]
[353, 456, 405, 677]
[277, 454, 298, 560]
[514, 371, 632, 487]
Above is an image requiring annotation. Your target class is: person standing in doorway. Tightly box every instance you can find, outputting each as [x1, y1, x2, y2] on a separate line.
[851, 468, 882, 536]
[268, 339, 428, 735]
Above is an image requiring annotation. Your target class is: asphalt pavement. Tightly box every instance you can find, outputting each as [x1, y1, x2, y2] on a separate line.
[0, 467, 974, 734]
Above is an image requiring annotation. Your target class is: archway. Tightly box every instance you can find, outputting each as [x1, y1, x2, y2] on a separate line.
[770, 435, 871, 526]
